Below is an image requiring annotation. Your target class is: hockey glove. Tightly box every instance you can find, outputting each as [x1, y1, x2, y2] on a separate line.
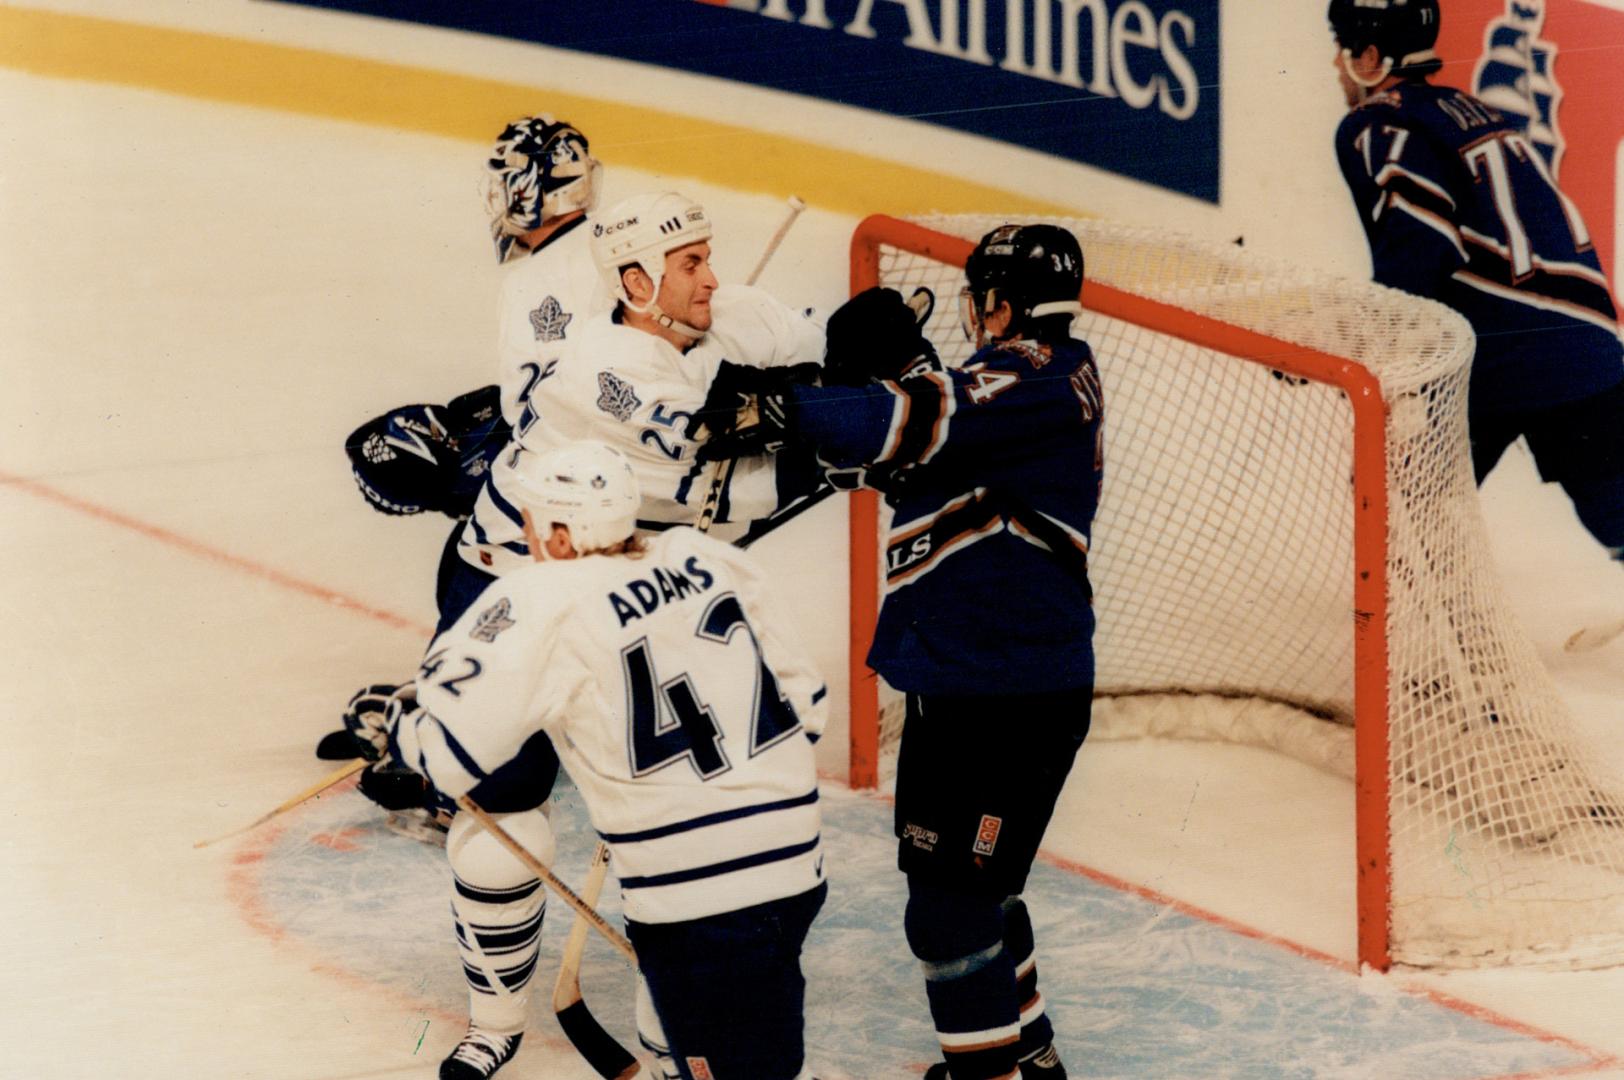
[694, 392, 794, 464]
[345, 404, 461, 517]
[685, 360, 820, 442]
[357, 759, 434, 813]
[823, 286, 938, 387]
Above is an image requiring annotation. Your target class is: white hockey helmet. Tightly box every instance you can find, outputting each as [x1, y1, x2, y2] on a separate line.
[509, 441, 641, 556]
[484, 114, 603, 264]
[590, 191, 714, 325]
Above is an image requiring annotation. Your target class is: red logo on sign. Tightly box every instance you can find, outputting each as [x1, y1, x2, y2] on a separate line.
[687, 1057, 714, 1080]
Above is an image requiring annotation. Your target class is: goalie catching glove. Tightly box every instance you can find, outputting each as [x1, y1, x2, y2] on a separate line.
[344, 385, 510, 519]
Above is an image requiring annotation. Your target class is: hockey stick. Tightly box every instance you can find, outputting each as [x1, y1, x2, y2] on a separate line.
[455, 794, 638, 965]
[551, 842, 640, 1079]
[193, 757, 369, 849]
[695, 195, 808, 532]
[1565, 614, 1624, 654]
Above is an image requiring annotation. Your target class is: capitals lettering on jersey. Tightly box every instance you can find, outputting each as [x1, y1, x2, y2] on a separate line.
[608, 555, 717, 627]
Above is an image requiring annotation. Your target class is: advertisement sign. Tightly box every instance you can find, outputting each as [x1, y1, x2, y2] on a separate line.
[268, 0, 1222, 202]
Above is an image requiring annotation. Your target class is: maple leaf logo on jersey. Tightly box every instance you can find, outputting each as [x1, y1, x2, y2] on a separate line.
[528, 295, 572, 342]
[596, 371, 641, 422]
[1472, 0, 1565, 175]
[470, 597, 515, 643]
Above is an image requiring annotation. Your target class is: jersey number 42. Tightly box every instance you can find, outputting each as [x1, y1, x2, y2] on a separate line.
[622, 593, 802, 781]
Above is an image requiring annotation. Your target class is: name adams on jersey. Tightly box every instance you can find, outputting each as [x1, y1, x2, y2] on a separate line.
[399, 527, 828, 925]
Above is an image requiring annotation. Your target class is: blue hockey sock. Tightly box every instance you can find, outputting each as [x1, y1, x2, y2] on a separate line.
[906, 881, 1021, 1080]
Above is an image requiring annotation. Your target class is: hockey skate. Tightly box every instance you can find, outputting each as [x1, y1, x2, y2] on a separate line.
[383, 807, 451, 846]
[440, 1027, 522, 1080]
[923, 1042, 1067, 1080]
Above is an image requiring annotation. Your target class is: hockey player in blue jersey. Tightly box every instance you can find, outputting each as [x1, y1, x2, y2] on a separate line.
[1329, 0, 1624, 573]
[696, 223, 1099, 1080]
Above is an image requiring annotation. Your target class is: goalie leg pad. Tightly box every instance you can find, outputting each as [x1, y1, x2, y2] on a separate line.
[446, 808, 554, 1034]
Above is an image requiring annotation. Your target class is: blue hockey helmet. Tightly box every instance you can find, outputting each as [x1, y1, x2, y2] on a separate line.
[960, 223, 1084, 344]
[1328, 0, 1442, 78]
[484, 115, 602, 264]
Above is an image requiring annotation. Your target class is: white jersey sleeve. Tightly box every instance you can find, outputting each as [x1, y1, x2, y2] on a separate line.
[404, 528, 828, 925]
[457, 287, 825, 573]
[494, 219, 608, 428]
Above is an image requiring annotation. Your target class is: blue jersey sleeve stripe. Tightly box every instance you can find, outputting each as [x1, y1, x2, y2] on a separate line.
[617, 835, 820, 890]
[596, 787, 820, 844]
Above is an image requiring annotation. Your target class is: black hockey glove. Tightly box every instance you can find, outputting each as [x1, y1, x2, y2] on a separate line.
[315, 682, 418, 761]
[685, 360, 820, 442]
[345, 404, 461, 517]
[823, 286, 939, 387]
[694, 392, 795, 464]
[358, 759, 434, 812]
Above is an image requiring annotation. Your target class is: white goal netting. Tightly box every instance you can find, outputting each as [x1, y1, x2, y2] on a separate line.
[854, 214, 1624, 970]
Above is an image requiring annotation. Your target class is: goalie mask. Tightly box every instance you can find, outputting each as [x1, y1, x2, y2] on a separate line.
[960, 224, 1084, 347]
[1328, 0, 1442, 86]
[484, 115, 603, 265]
[591, 191, 715, 341]
[509, 441, 640, 556]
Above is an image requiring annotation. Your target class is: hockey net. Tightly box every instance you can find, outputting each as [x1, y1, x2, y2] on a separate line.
[846, 213, 1624, 971]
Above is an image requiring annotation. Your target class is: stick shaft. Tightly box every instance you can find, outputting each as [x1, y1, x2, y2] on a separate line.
[745, 195, 806, 286]
[553, 841, 613, 1010]
[193, 757, 368, 849]
[699, 196, 807, 531]
[456, 796, 637, 964]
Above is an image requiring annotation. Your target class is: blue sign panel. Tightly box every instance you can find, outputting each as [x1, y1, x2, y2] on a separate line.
[267, 0, 1221, 202]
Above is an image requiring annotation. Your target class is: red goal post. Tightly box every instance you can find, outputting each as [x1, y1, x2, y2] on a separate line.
[843, 213, 1624, 973]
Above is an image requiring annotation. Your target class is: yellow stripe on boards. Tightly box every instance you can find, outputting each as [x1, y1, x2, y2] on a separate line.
[0, 5, 1084, 219]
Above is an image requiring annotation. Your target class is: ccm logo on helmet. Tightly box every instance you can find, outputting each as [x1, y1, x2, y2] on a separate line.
[592, 216, 640, 237]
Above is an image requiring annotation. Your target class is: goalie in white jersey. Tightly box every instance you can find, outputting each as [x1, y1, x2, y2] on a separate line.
[390, 441, 829, 1080]
[328, 114, 609, 764]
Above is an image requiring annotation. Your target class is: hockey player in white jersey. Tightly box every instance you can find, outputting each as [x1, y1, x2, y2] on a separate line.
[326, 114, 607, 763]
[452, 190, 826, 587]
[386, 441, 829, 1080]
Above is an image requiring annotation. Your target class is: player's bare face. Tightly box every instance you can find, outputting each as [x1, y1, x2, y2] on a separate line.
[657, 242, 718, 332]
